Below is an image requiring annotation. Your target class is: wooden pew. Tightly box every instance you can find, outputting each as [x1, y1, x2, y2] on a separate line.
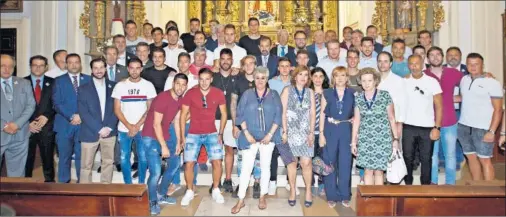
[0, 182, 149, 216]
[356, 185, 506, 216]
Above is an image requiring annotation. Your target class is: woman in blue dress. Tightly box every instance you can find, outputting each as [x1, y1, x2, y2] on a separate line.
[319, 66, 355, 208]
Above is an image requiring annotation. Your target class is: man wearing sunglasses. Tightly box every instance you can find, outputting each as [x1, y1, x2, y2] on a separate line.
[179, 68, 227, 206]
[402, 54, 443, 185]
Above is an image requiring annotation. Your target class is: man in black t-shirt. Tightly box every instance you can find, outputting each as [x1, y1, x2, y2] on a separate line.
[211, 48, 238, 194]
[180, 18, 200, 53]
[141, 48, 176, 94]
[238, 17, 263, 56]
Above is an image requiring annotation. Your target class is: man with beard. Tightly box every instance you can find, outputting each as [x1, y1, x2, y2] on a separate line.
[239, 17, 263, 56]
[181, 18, 201, 52]
[316, 39, 347, 80]
[143, 48, 176, 94]
[382, 29, 412, 60]
[339, 27, 353, 50]
[78, 58, 118, 184]
[255, 36, 279, 79]
[424, 47, 463, 185]
[53, 53, 91, 183]
[112, 58, 157, 184]
[390, 39, 410, 77]
[358, 37, 378, 70]
[180, 68, 227, 206]
[189, 31, 214, 66]
[286, 30, 318, 67]
[231, 55, 262, 198]
[141, 73, 188, 215]
[366, 25, 384, 54]
[211, 48, 239, 194]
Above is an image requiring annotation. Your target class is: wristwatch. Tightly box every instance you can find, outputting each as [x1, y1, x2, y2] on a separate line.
[393, 138, 400, 142]
[501, 131, 506, 136]
[433, 126, 441, 131]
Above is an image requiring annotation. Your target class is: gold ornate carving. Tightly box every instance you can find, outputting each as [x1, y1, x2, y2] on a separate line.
[417, 0, 428, 30]
[230, 1, 240, 23]
[95, 0, 105, 38]
[132, 0, 147, 36]
[188, 0, 201, 20]
[371, 1, 390, 44]
[323, 0, 338, 32]
[433, 0, 445, 31]
[284, 0, 293, 23]
[205, 0, 215, 23]
[79, 0, 91, 36]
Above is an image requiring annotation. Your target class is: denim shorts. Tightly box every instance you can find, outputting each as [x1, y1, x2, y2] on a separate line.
[184, 133, 223, 162]
[457, 124, 494, 158]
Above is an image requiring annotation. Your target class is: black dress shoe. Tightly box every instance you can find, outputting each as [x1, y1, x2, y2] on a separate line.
[131, 162, 138, 171]
[97, 166, 101, 173]
[132, 170, 139, 179]
[116, 164, 122, 172]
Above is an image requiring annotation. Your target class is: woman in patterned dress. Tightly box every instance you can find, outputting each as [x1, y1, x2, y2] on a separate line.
[351, 67, 399, 185]
[281, 66, 316, 207]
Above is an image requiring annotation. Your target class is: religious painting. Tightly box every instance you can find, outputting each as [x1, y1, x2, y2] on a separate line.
[394, 1, 414, 31]
[247, 0, 279, 26]
[0, 0, 23, 13]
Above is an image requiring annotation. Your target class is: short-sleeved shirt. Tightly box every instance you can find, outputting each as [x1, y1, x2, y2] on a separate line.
[377, 71, 407, 123]
[182, 87, 226, 134]
[358, 52, 378, 70]
[459, 75, 503, 130]
[141, 66, 176, 94]
[213, 45, 247, 68]
[404, 73, 442, 127]
[316, 57, 347, 81]
[234, 73, 255, 101]
[238, 35, 262, 56]
[211, 72, 238, 120]
[391, 60, 410, 77]
[126, 37, 146, 55]
[142, 91, 181, 140]
[180, 33, 196, 52]
[163, 72, 199, 91]
[268, 76, 291, 95]
[425, 67, 463, 127]
[111, 78, 157, 132]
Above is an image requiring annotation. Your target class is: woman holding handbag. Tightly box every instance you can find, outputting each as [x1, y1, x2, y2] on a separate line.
[231, 67, 282, 214]
[319, 66, 355, 208]
[351, 68, 399, 186]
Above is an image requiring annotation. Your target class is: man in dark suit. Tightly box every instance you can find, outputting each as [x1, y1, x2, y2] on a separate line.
[306, 30, 326, 54]
[53, 53, 91, 183]
[113, 34, 136, 67]
[285, 30, 318, 67]
[256, 36, 279, 79]
[78, 58, 118, 184]
[136, 42, 154, 70]
[24, 55, 56, 182]
[270, 29, 294, 57]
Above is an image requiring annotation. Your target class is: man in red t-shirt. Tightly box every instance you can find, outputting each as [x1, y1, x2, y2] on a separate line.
[179, 68, 227, 206]
[141, 73, 189, 215]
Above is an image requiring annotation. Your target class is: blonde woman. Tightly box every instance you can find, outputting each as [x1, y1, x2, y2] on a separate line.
[281, 66, 316, 207]
[351, 67, 399, 185]
[319, 66, 355, 208]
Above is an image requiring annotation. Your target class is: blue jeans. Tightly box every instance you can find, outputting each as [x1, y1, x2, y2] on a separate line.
[439, 111, 465, 168]
[184, 133, 223, 162]
[431, 123, 457, 185]
[168, 124, 197, 186]
[56, 127, 81, 183]
[143, 136, 163, 202]
[118, 132, 147, 184]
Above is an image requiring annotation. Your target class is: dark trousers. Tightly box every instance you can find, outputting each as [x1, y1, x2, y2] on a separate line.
[322, 123, 352, 201]
[114, 137, 138, 165]
[25, 130, 56, 182]
[402, 124, 434, 185]
[312, 134, 323, 186]
[270, 145, 279, 181]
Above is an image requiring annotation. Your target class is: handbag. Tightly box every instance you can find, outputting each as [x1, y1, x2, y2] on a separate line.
[312, 146, 335, 176]
[386, 149, 407, 184]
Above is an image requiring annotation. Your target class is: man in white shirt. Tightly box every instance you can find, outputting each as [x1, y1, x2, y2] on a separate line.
[316, 39, 346, 80]
[358, 37, 378, 70]
[45, 50, 67, 78]
[457, 53, 503, 181]
[213, 24, 247, 71]
[125, 20, 146, 55]
[165, 52, 199, 91]
[113, 35, 136, 67]
[189, 31, 214, 66]
[402, 54, 443, 185]
[163, 26, 187, 71]
[382, 28, 412, 60]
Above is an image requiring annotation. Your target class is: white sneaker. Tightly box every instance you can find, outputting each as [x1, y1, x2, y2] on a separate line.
[181, 190, 195, 206]
[212, 188, 225, 204]
[285, 184, 300, 195]
[268, 181, 277, 196]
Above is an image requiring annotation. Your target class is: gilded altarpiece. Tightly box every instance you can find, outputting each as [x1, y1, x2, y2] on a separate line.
[188, 1, 339, 45]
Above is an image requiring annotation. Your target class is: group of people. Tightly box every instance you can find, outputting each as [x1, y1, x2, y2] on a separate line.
[1, 16, 505, 216]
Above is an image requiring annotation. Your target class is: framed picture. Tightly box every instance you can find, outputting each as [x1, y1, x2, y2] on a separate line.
[0, 0, 23, 13]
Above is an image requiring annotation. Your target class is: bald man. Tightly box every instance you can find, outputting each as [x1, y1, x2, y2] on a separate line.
[270, 29, 294, 57]
[382, 29, 412, 60]
[1, 54, 36, 177]
[307, 30, 326, 54]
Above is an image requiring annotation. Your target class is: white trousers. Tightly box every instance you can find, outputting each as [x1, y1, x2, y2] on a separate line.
[237, 142, 275, 199]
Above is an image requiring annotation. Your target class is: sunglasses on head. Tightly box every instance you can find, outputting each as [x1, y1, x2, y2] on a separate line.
[414, 86, 424, 95]
[202, 96, 207, 108]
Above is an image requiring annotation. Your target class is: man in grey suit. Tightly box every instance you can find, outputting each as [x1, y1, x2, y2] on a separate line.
[1, 54, 36, 177]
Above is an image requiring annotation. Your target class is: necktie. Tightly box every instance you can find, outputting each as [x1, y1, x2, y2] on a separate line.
[35, 79, 42, 104]
[109, 67, 115, 81]
[263, 56, 268, 67]
[280, 47, 286, 57]
[72, 76, 78, 93]
[3, 81, 13, 101]
[315, 93, 321, 133]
